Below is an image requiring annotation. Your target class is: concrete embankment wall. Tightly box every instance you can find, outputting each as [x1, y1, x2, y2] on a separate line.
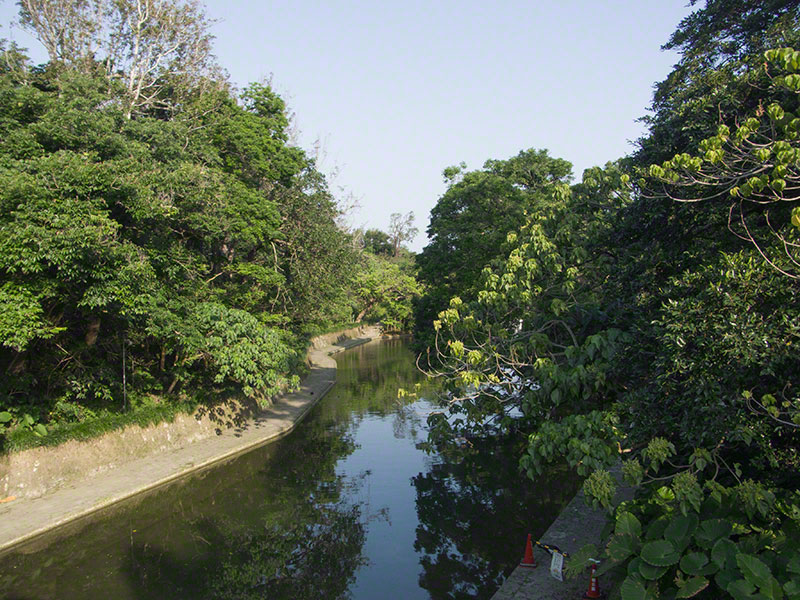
[0, 325, 375, 501]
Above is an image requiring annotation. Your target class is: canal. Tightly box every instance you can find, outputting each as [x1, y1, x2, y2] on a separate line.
[0, 338, 579, 599]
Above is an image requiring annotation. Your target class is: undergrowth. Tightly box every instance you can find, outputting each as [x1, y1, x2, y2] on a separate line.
[2, 398, 200, 454]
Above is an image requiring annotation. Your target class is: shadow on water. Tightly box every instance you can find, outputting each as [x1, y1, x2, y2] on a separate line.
[0, 339, 579, 600]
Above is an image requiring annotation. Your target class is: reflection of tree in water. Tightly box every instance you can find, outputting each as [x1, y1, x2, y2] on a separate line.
[209, 504, 366, 600]
[120, 410, 371, 599]
[331, 339, 426, 419]
[412, 437, 580, 599]
[392, 401, 426, 440]
[0, 386, 371, 600]
[123, 501, 366, 600]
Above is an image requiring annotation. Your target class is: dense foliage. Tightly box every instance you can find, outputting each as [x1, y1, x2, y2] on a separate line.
[0, 3, 421, 446]
[417, 2, 800, 598]
[413, 149, 572, 352]
[0, 57, 353, 429]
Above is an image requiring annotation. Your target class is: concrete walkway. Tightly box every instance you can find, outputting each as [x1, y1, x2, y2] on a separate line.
[0, 328, 381, 556]
[492, 470, 633, 599]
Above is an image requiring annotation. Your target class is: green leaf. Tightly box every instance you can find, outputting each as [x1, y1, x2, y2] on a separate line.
[676, 576, 710, 598]
[727, 578, 761, 600]
[621, 576, 649, 600]
[638, 560, 668, 580]
[695, 519, 733, 548]
[736, 554, 773, 591]
[564, 544, 598, 580]
[617, 512, 643, 538]
[761, 577, 785, 600]
[34, 423, 47, 436]
[680, 552, 710, 576]
[607, 533, 640, 563]
[665, 514, 699, 542]
[627, 557, 643, 576]
[788, 555, 800, 575]
[646, 516, 670, 540]
[712, 539, 737, 569]
[551, 388, 561, 404]
[0, 411, 12, 423]
[640, 540, 680, 567]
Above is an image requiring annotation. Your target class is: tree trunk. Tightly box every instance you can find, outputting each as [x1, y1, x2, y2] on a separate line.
[85, 318, 101, 346]
[355, 299, 376, 323]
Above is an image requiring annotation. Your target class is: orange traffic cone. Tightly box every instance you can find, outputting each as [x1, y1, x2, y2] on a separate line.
[520, 533, 537, 568]
[584, 562, 601, 598]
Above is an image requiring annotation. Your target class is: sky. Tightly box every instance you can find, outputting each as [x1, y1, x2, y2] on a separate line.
[0, 0, 696, 252]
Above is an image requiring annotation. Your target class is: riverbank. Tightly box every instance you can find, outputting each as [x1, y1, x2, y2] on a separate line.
[491, 467, 633, 600]
[0, 325, 382, 556]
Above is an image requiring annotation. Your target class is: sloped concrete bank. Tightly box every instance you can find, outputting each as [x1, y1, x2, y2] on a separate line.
[0, 325, 381, 554]
[492, 468, 633, 600]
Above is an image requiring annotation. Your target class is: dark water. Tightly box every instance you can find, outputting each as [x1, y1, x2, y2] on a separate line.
[0, 339, 579, 600]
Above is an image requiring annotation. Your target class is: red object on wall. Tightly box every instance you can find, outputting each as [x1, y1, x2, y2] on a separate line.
[520, 533, 537, 568]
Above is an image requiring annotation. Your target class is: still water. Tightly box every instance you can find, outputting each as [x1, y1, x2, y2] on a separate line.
[0, 338, 579, 599]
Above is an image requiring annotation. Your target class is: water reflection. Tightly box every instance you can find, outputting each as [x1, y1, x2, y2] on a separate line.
[0, 339, 579, 599]
[413, 437, 578, 599]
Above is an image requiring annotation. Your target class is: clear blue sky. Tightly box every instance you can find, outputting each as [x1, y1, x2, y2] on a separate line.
[0, 0, 695, 251]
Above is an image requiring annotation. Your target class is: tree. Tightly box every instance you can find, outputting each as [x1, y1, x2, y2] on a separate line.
[387, 211, 418, 257]
[17, 0, 219, 117]
[16, 0, 101, 64]
[352, 253, 421, 331]
[418, 30, 800, 600]
[642, 47, 800, 278]
[0, 45, 360, 436]
[635, 0, 800, 165]
[361, 228, 393, 256]
[109, 0, 218, 118]
[425, 154, 800, 599]
[414, 149, 572, 352]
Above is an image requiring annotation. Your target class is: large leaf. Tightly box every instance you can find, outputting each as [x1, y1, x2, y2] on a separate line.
[621, 576, 649, 600]
[617, 512, 643, 538]
[716, 568, 739, 592]
[680, 552, 710, 576]
[789, 555, 800, 575]
[712, 538, 738, 569]
[638, 560, 668, 580]
[727, 579, 761, 600]
[736, 553, 772, 590]
[695, 519, 733, 548]
[646, 516, 670, 540]
[627, 557, 643, 576]
[607, 533, 640, 563]
[564, 543, 598, 580]
[640, 540, 680, 567]
[760, 577, 785, 600]
[675, 576, 710, 598]
[665, 514, 699, 542]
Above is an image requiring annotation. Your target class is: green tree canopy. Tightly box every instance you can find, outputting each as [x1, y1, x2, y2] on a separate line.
[0, 43, 360, 432]
[414, 149, 572, 351]
[417, 7, 800, 598]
